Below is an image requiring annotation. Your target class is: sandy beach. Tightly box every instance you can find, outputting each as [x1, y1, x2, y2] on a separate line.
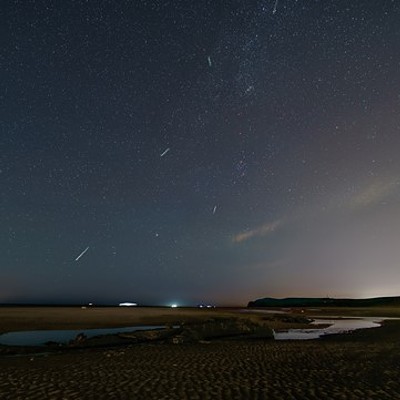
[1, 307, 399, 399]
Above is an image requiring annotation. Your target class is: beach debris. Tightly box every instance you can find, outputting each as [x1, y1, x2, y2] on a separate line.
[172, 336, 184, 344]
[160, 147, 170, 157]
[75, 246, 89, 261]
[69, 333, 87, 346]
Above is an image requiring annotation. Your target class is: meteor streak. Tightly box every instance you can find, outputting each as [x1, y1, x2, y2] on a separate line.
[75, 246, 89, 261]
[160, 148, 170, 157]
[273, 0, 278, 14]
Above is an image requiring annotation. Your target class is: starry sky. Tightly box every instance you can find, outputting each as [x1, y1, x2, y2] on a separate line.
[1, 0, 400, 306]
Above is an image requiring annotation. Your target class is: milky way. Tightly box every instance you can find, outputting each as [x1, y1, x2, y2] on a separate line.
[1, 1, 400, 305]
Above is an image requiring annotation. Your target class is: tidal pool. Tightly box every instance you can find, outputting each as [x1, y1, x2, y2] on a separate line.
[273, 318, 382, 340]
[0, 325, 165, 346]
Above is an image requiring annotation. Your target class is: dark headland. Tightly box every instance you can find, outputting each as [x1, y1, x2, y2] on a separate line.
[248, 296, 400, 308]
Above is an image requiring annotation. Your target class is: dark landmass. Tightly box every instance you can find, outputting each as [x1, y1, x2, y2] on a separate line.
[248, 296, 400, 308]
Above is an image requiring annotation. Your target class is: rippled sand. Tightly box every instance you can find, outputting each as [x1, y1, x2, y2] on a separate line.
[1, 337, 399, 400]
[1, 308, 400, 399]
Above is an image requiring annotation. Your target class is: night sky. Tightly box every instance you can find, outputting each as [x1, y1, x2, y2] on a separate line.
[2, 0, 400, 306]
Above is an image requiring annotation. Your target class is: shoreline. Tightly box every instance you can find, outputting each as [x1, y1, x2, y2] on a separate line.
[1, 308, 400, 399]
[1, 323, 400, 399]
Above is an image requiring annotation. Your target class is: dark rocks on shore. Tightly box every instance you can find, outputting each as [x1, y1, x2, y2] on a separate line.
[280, 316, 313, 324]
[118, 326, 179, 343]
[170, 318, 273, 344]
[0, 319, 274, 353]
[80, 318, 273, 347]
[68, 333, 87, 346]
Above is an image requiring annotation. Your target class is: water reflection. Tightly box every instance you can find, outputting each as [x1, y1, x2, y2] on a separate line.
[0, 326, 165, 346]
[273, 318, 382, 340]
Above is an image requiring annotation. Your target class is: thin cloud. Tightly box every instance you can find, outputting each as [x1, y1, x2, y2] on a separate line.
[233, 219, 282, 243]
[348, 179, 399, 209]
[232, 179, 399, 244]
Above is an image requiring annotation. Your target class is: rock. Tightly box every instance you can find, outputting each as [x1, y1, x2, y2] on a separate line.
[169, 318, 273, 343]
[69, 332, 87, 346]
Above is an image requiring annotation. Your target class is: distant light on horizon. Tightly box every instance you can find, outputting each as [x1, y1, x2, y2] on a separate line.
[170, 304, 178, 308]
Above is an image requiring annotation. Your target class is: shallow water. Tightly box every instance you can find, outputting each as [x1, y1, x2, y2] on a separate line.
[273, 318, 382, 340]
[240, 308, 286, 314]
[0, 325, 165, 346]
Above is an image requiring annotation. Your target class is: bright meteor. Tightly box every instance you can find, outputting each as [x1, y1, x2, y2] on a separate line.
[75, 246, 90, 262]
[160, 148, 170, 157]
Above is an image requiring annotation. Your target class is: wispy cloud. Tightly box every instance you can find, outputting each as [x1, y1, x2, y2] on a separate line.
[232, 178, 399, 244]
[348, 178, 399, 209]
[233, 219, 282, 243]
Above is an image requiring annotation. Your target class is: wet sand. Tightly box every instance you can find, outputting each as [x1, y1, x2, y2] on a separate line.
[1, 308, 399, 399]
[0, 307, 241, 334]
